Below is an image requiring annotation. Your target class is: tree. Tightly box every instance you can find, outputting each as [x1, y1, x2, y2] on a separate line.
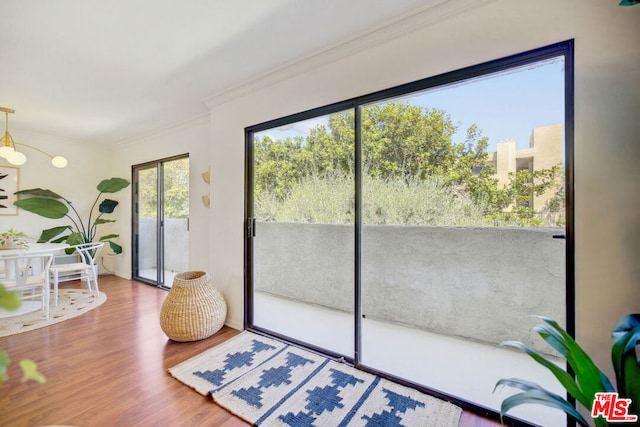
[254, 135, 306, 200]
[137, 158, 190, 219]
[253, 101, 563, 226]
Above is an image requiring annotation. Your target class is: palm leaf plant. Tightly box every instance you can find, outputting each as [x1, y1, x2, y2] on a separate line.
[0, 284, 46, 386]
[13, 177, 130, 254]
[494, 314, 640, 426]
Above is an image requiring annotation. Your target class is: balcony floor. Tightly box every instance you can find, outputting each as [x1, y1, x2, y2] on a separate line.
[254, 291, 566, 427]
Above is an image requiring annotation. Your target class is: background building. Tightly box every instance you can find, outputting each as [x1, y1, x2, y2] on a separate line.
[487, 123, 563, 214]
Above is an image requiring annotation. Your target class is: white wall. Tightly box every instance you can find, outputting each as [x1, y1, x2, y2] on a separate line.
[110, 115, 211, 279]
[0, 129, 110, 246]
[206, 0, 640, 384]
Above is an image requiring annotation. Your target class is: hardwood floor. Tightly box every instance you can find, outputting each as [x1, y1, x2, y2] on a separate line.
[0, 276, 502, 427]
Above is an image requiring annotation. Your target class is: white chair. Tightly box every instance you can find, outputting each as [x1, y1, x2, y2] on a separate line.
[49, 242, 105, 306]
[1, 253, 54, 318]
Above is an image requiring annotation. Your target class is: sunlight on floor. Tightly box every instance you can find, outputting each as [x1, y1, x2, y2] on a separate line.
[254, 291, 566, 427]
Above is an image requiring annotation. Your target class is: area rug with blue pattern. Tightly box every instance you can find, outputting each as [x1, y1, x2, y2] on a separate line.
[169, 332, 462, 426]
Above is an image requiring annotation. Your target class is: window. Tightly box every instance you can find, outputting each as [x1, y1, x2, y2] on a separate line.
[246, 41, 573, 426]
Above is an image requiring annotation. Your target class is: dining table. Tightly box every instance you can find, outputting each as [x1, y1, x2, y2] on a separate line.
[0, 242, 69, 318]
[0, 242, 69, 276]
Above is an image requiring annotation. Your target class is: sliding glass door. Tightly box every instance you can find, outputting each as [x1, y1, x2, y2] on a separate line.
[246, 42, 572, 426]
[247, 109, 355, 357]
[359, 56, 568, 426]
[133, 155, 190, 288]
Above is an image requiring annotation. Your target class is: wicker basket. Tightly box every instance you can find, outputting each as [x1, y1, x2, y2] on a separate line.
[160, 271, 227, 342]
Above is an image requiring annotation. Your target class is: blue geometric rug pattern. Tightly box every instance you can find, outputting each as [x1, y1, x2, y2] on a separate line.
[169, 332, 462, 426]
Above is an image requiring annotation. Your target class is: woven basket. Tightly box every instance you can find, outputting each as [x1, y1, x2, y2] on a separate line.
[160, 271, 227, 342]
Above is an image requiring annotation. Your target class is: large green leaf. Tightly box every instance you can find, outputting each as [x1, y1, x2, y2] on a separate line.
[66, 232, 84, 245]
[495, 378, 590, 426]
[611, 314, 640, 415]
[535, 317, 614, 398]
[99, 234, 119, 241]
[19, 359, 46, 384]
[94, 218, 116, 225]
[62, 232, 85, 254]
[612, 314, 640, 342]
[0, 284, 21, 311]
[38, 226, 72, 243]
[99, 199, 119, 214]
[499, 340, 589, 407]
[0, 351, 10, 385]
[14, 198, 68, 219]
[97, 177, 130, 193]
[14, 188, 63, 199]
[108, 240, 123, 254]
[51, 235, 71, 244]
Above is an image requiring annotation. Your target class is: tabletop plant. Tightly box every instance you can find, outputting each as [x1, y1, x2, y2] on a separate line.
[0, 228, 30, 250]
[13, 177, 130, 254]
[494, 314, 640, 426]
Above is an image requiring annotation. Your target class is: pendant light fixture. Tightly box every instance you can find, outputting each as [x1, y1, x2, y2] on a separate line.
[0, 106, 68, 168]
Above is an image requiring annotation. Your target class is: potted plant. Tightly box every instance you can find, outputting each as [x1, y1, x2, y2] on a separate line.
[13, 177, 130, 254]
[0, 228, 30, 250]
[494, 314, 640, 426]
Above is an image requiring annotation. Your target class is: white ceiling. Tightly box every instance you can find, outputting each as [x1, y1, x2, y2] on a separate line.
[0, 0, 441, 145]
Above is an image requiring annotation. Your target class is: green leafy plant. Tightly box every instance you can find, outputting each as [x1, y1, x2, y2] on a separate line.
[13, 177, 130, 254]
[0, 228, 30, 250]
[0, 284, 46, 386]
[494, 314, 640, 426]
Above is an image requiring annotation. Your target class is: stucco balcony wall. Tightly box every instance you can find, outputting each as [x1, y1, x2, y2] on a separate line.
[254, 221, 565, 353]
[138, 218, 189, 273]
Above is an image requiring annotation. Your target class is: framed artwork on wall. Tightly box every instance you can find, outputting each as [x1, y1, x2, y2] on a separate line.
[0, 165, 19, 215]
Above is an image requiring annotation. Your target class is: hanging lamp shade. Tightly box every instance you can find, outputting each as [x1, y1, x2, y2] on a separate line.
[0, 106, 68, 168]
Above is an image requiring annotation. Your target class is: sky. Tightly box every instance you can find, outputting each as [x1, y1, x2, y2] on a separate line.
[408, 58, 565, 152]
[260, 57, 565, 154]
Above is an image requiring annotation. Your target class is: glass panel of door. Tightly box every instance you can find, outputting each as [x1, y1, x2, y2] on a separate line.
[133, 155, 190, 288]
[250, 110, 355, 357]
[359, 58, 567, 427]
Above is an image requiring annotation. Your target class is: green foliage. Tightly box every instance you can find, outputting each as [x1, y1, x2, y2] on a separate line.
[0, 351, 9, 385]
[256, 172, 491, 226]
[495, 314, 640, 426]
[611, 314, 640, 416]
[137, 158, 189, 219]
[476, 165, 564, 226]
[257, 172, 354, 224]
[0, 284, 46, 386]
[363, 174, 491, 226]
[14, 177, 130, 254]
[12, 197, 68, 219]
[19, 359, 46, 384]
[0, 284, 20, 311]
[254, 101, 563, 226]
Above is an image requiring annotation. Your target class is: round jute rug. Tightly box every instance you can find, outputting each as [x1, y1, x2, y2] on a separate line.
[0, 289, 107, 337]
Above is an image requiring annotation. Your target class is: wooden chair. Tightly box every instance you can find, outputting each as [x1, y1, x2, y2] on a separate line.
[49, 242, 105, 306]
[1, 253, 54, 318]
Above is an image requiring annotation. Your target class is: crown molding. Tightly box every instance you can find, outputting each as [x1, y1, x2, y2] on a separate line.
[204, 0, 498, 109]
[111, 112, 210, 149]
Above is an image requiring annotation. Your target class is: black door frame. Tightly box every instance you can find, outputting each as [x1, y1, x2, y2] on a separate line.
[132, 153, 189, 288]
[244, 40, 574, 426]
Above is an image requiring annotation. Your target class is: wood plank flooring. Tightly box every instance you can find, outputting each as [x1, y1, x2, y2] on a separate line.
[0, 276, 502, 427]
